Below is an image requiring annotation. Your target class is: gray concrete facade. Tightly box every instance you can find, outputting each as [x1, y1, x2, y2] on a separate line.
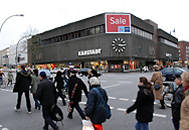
[28, 12, 178, 71]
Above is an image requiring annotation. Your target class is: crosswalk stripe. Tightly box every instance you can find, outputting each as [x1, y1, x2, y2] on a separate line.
[119, 98, 129, 101]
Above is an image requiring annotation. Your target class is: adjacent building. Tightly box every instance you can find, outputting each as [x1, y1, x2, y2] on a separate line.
[178, 41, 189, 66]
[28, 12, 178, 72]
[0, 47, 9, 67]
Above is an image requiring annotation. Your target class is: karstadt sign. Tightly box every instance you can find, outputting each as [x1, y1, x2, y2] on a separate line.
[105, 14, 131, 33]
[78, 49, 102, 56]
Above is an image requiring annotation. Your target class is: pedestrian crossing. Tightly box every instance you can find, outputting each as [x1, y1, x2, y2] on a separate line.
[0, 87, 168, 120]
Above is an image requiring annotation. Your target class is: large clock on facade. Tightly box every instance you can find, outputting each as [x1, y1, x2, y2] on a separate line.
[112, 38, 126, 53]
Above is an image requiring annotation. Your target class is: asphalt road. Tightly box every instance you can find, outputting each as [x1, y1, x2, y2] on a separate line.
[0, 72, 176, 130]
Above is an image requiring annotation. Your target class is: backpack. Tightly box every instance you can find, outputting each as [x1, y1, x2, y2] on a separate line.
[50, 104, 63, 122]
[93, 88, 111, 119]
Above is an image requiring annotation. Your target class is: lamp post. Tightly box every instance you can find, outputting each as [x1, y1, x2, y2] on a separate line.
[0, 14, 24, 33]
[15, 34, 32, 70]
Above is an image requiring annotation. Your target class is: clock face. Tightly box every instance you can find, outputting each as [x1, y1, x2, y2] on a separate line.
[112, 38, 126, 53]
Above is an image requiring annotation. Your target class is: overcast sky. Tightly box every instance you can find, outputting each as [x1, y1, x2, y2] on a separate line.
[0, 0, 188, 50]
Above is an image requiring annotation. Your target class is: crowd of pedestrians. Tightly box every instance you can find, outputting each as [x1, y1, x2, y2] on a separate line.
[0, 65, 188, 130]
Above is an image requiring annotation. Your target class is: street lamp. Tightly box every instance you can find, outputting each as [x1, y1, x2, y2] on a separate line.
[0, 14, 24, 33]
[15, 34, 32, 69]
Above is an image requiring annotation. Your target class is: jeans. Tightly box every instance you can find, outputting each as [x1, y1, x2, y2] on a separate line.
[172, 118, 179, 130]
[135, 122, 149, 130]
[68, 102, 85, 119]
[16, 91, 31, 111]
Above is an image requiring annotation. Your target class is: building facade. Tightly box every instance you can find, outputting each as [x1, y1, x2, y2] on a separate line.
[9, 40, 28, 67]
[0, 47, 9, 67]
[28, 12, 178, 72]
[178, 41, 189, 66]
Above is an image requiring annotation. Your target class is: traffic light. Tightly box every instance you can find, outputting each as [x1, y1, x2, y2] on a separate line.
[17, 56, 20, 63]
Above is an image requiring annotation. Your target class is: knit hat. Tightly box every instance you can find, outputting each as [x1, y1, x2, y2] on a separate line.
[40, 71, 46, 78]
[89, 77, 100, 86]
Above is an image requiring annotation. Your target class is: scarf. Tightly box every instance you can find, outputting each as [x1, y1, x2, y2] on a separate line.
[183, 86, 189, 95]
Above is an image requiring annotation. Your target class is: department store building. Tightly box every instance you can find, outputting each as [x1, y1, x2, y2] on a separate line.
[28, 12, 178, 72]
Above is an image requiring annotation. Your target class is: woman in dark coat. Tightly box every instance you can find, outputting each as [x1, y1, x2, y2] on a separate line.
[126, 77, 154, 130]
[54, 71, 66, 106]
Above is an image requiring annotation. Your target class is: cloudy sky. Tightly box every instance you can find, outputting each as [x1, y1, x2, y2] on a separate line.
[0, 0, 188, 50]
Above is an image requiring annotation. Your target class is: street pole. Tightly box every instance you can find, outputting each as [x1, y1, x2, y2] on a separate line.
[15, 35, 32, 72]
[0, 14, 24, 33]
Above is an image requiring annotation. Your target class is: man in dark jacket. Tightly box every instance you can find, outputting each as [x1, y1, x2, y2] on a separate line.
[14, 65, 32, 113]
[171, 75, 184, 130]
[36, 72, 58, 130]
[67, 69, 88, 119]
[85, 77, 108, 130]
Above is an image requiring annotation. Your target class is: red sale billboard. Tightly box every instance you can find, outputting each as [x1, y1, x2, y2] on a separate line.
[105, 14, 131, 33]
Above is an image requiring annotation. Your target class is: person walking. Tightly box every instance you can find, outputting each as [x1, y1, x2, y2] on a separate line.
[7, 71, 13, 86]
[31, 69, 41, 110]
[179, 72, 189, 130]
[126, 77, 154, 130]
[67, 68, 88, 119]
[0, 70, 5, 87]
[36, 72, 58, 130]
[85, 77, 109, 130]
[171, 75, 184, 130]
[13, 65, 32, 113]
[54, 71, 66, 106]
[151, 70, 165, 109]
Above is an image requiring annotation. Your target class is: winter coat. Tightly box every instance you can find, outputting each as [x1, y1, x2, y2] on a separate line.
[151, 72, 163, 100]
[126, 86, 154, 123]
[85, 85, 108, 124]
[179, 89, 189, 130]
[54, 76, 64, 92]
[171, 85, 184, 121]
[30, 75, 40, 94]
[68, 75, 88, 102]
[7, 72, 13, 81]
[13, 70, 31, 92]
[36, 78, 57, 106]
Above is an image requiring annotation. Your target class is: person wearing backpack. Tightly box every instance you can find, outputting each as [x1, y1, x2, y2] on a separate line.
[85, 77, 109, 130]
[125, 77, 154, 130]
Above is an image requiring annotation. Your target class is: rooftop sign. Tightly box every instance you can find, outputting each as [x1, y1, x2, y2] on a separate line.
[105, 14, 131, 33]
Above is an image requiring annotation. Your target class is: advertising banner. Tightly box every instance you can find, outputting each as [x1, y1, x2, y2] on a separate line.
[105, 14, 131, 33]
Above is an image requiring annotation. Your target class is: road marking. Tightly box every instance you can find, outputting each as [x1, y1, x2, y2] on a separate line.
[108, 96, 117, 100]
[117, 108, 167, 118]
[2, 128, 9, 130]
[153, 113, 167, 118]
[103, 83, 121, 89]
[110, 106, 115, 109]
[117, 108, 126, 112]
[132, 99, 136, 102]
[79, 102, 86, 105]
[0, 88, 12, 92]
[0, 125, 2, 127]
[119, 98, 129, 101]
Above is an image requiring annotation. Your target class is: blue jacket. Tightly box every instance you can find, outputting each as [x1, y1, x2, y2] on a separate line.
[85, 85, 108, 124]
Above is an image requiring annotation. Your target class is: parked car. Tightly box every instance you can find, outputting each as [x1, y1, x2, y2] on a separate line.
[78, 68, 91, 76]
[161, 67, 186, 81]
[39, 69, 51, 79]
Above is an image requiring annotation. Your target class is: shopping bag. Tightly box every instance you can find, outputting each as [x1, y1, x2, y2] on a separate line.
[82, 120, 94, 130]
